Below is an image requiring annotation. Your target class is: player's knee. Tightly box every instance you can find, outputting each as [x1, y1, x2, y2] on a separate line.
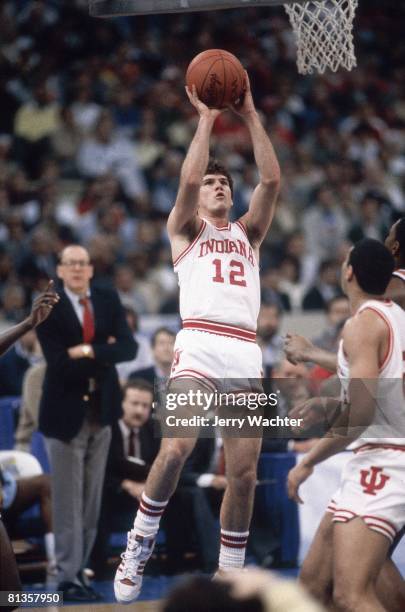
[160, 441, 192, 471]
[227, 467, 256, 498]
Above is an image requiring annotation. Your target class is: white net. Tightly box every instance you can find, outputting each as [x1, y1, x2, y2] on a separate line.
[284, 0, 358, 75]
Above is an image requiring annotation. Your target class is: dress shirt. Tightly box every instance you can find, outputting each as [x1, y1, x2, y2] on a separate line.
[64, 286, 92, 327]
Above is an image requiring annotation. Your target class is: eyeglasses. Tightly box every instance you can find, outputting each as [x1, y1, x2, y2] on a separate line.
[60, 260, 91, 268]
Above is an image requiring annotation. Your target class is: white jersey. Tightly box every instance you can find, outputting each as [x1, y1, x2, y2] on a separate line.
[337, 299, 405, 449]
[173, 219, 260, 335]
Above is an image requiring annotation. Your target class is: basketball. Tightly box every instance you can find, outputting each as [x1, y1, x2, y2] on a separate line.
[186, 49, 245, 109]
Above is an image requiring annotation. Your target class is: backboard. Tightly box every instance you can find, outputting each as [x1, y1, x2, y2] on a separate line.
[89, 0, 304, 17]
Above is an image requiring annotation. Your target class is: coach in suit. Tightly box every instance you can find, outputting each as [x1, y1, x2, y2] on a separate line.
[36, 245, 136, 601]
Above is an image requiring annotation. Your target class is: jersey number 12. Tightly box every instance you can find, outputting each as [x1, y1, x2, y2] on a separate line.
[212, 259, 246, 287]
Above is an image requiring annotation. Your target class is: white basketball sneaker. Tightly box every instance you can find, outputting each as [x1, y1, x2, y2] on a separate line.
[114, 530, 155, 604]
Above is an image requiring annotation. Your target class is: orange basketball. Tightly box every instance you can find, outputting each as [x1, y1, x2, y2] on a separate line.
[186, 49, 245, 109]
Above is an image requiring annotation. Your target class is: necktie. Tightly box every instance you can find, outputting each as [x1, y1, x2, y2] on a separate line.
[79, 297, 95, 343]
[128, 429, 140, 458]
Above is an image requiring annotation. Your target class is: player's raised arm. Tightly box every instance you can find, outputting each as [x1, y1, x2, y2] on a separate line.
[343, 312, 383, 434]
[167, 86, 223, 239]
[232, 72, 281, 247]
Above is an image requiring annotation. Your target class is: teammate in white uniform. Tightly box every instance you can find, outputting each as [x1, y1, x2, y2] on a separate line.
[288, 238, 405, 612]
[283, 218, 405, 611]
[114, 73, 281, 603]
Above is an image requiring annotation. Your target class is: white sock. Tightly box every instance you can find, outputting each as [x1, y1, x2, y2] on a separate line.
[44, 532, 55, 562]
[133, 493, 168, 538]
[219, 529, 249, 570]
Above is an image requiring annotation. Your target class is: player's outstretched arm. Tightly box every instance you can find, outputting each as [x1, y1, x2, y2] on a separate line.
[0, 281, 59, 357]
[167, 86, 223, 239]
[232, 72, 281, 247]
[284, 332, 338, 372]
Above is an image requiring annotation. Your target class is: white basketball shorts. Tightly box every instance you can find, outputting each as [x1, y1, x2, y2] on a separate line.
[169, 328, 263, 393]
[326, 446, 405, 542]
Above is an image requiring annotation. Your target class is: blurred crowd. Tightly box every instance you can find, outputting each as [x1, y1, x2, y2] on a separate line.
[0, 0, 405, 325]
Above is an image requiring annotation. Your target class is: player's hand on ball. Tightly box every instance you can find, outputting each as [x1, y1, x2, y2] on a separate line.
[287, 461, 313, 504]
[28, 280, 59, 328]
[230, 71, 256, 117]
[185, 85, 224, 120]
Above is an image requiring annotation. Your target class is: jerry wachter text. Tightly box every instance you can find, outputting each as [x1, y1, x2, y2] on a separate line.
[165, 415, 304, 429]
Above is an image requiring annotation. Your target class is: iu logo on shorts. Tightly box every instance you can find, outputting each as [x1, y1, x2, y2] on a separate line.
[360, 466, 390, 496]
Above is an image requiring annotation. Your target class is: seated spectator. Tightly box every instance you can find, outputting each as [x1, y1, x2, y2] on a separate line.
[261, 268, 291, 312]
[70, 85, 102, 136]
[111, 86, 141, 139]
[347, 191, 389, 244]
[311, 296, 350, 352]
[15, 362, 46, 452]
[257, 303, 284, 378]
[303, 185, 348, 264]
[76, 111, 147, 212]
[51, 107, 82, 178]
[0, 452, 56, 575]
[90, 379, 160, 576]
[13, 81, 60, 180]
[283, 231, 319, 291]
[309, 295, 350, 391]
[151, 151, 181, 214]
[302, 259, 342, 311]
[114, 265, 148, 315]
[0, 284, 27, 325]
[271, 359, 311, 419]
[129, 327, 176, 386]
[17, 227, 58, 290]
[116, 307, 153, 385]
[278, 256, 306, 311]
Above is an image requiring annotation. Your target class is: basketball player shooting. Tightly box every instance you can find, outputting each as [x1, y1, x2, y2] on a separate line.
[114, 72, 281, 603]
[287, 239, 405, 612]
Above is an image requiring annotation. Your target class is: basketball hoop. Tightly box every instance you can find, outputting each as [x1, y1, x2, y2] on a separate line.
[89, 0, 359, 75]
[284, 0, 358, 74]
